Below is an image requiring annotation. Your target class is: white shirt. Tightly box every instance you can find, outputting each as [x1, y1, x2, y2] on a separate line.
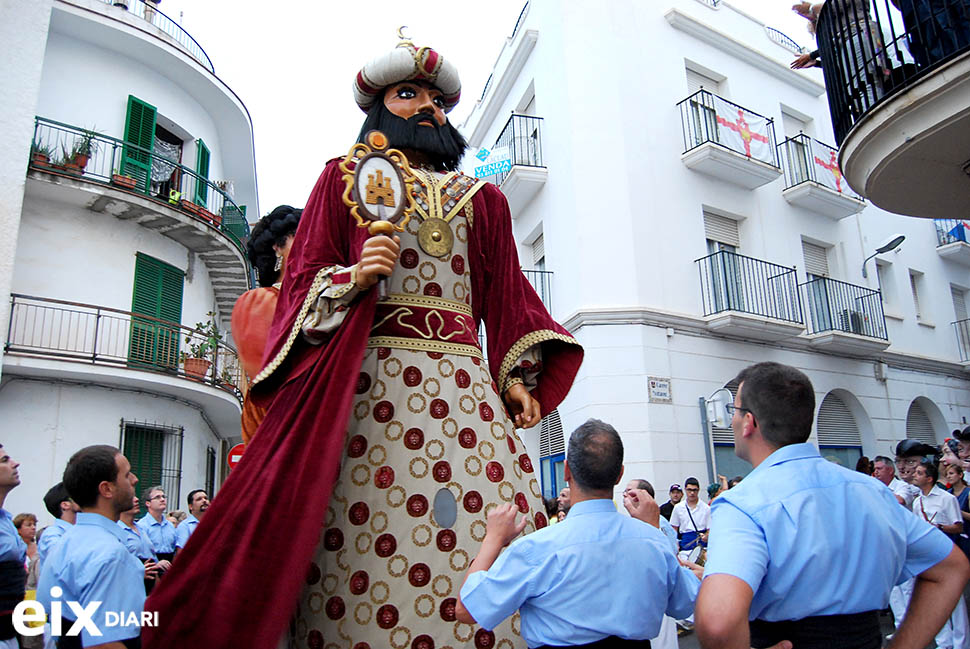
[913, 485, 961, 527]
[889, 477, 920, 510]
[670, 499, 711, 532]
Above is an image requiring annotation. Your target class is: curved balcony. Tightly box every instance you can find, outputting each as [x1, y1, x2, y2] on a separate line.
[816, 0, 970, 219]
[94, 0, 213, 72]
[28, 117, 252, 317]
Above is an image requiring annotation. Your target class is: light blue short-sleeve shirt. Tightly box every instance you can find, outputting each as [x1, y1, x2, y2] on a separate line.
[118, 520, 157, 562]
[174, 514, 199, 549]
[460, 499, 699, 647]
[704, 443, 953, 622]
[37, 512, 146, 646]
[0, 509, 26, 565]
[37, 519, 72, 568]
[135, 514, 176, 554]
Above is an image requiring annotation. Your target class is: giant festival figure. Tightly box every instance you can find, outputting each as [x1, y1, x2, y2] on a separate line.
[144, 33, 583, 649]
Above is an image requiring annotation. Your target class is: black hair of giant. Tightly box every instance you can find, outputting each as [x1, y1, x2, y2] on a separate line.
[566, 419, 624, 491]
[734, 362, 815, 447]
[246, 205, 302, 287]
[43, 482, 71, 519]
[63, 445, 120, 509]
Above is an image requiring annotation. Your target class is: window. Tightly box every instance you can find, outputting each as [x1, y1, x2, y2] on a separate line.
[781, 112, 811, 184]
[876, 261, 897, 313]
[120, 420, 183, 516]
[817, 392, 862, 468]
[205, 446, 217, 497]
[909, 271, 924, 320]
[953, 286, 970, 360]
[129, 253, 184, 370]
[906, 400, 937, 445]
[685, 68, 722, 148]
[704, 213, 742, 312]
[194, 139, 211, 205]
[803, 241, 832, 331]
[539, 409, 565, 500]
[122, 95, 157, 192]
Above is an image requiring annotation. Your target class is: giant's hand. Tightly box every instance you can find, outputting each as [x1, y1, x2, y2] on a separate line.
[355, 235, 401, 290]
[504, 383, 541, 429]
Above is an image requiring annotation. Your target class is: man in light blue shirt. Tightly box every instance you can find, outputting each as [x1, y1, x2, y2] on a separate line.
[0, 445, 26, 649]
[37, 445, 146, 648]
[696, 362, 969, 649]
[38, 482, 79, 569]
[135, 485, 176, 562]
[174, 489, 209, 557]
[457, 419, 699, 648]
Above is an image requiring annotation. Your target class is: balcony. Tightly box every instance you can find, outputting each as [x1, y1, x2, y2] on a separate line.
[816, 0, 970, 219]
[695, 251, 805, 341]
[28, 117, 252, 318]
[475, 114, 546, 214]
[678, 90, 783, 189]
[522, 268, 553, 313]
[778, 135, 866, 219]
[935, 219, 970, 267]
[955, 318, 970, 365]
[94, 0, 214, 72]
[800, 277, 890, 353]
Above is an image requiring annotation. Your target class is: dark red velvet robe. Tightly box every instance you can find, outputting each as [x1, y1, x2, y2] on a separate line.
[143, 160, 582, 649]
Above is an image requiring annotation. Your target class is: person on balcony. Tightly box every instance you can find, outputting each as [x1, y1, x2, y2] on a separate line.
[143, 32, 583, 649]
[890, 0, 970, 68]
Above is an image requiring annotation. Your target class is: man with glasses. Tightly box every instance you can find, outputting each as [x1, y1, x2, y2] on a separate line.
[696, 362, 968, 649]
[137, 485, 176, 563]
[670, 478, 710, 556]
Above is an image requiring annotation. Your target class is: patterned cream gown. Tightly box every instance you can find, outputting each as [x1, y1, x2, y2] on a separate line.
[289, 172, 545, 649]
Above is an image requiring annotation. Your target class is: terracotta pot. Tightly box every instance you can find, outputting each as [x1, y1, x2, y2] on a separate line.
[183, 357, 211, 380]
[72, 153, 90, 169]
[31, 152, 50, 166]
[112, 174, 138, 190]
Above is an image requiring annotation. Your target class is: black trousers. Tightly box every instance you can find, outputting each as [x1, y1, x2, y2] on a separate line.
[749, 610, 881, 649]
[534, 638, 651, 648]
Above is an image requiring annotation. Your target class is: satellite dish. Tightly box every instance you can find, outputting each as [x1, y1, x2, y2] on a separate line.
[706, 388, 733, 429]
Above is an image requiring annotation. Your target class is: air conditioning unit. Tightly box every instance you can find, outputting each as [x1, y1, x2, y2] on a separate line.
[838, 308, 866, 334]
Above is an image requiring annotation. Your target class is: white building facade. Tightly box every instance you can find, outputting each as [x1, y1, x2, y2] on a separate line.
[461, 0, 970, 497]
[1, 0, 257, 523]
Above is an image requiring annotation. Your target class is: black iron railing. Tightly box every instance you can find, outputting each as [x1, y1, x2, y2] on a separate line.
[523, 269, 553, 312]
[766, 26, 805, 53]
[816, 0, 970, 144]
[511, 2, 530, 38]
[778, 134, 865, 199]
[30, 117, 250, 256]
[6, 294, 243, 401]
[800, 276, 888, 339]
[477, 114, 544, 185]
[98, 0, 214, 72]
[678, 90, 781, 167]
[955, 318, 970, 362]
[695, 251, 803, 322]
[935, 219, 970, 246]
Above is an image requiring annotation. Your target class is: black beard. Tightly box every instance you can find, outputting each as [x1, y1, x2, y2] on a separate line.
[357, 101, 467, 172]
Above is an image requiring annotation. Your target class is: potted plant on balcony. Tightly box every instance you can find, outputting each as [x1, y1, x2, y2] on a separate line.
[30, 141, 54, 167]
[181, 311, 222, 380]
[111, 169, 138, 190]
[69, 129, 100, 171]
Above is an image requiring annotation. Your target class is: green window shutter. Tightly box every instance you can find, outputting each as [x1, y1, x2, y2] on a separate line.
[194, 139, 210, 205]
[129, 253, 183, 370]
[122, 95, 157, 193]
[123, 424, 165, 498]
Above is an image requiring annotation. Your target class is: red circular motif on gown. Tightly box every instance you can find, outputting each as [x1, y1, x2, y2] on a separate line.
[374, 466, 395, 489]
[408, 562, 431, 587]
[490, 380, 500, 394]
[427, 351, 443, 360]
[439, 598, 457, 621]
[535, 511, 548, 529]
[506, 435, 516, 454]
[436, 529, 456, 552]
[307, 630, 324, 649]
[454, 369, 471, 389]
[463, 491, 483, 513]
[403, 366, 422, 387]
[375, 533, 397, 557]
[479, 403, 494, 421]
[429, 398, 449, 419]
[348, 502, 370, 525]
[407, 494, 429, 517]
[404, 428, 425, 450]
[486, 462, 505, 483]
[412, 635, 435, 649]
[514, 492, 529, 513]
[377, 347, 391, 359]
[373, 400, 394, 423]
[349, 570, 369, 595]
[519, 454, 534, 473]
[305, 562, 321, 585]
[323, 528, 344, 551]
[458, 428, 477, 448]
[451, 255, 465, 275]
[325, 596, 345, 620]
[355, 372, 371, 394]
[400, 248, 419, 268]
[474, 629, 496, 649]
[471, 357, 480, 366]
[347, 435, 367, 458]
[423, 283, 443, 297]
[432, 461, 452, 483]
[376, 604, 399, 629]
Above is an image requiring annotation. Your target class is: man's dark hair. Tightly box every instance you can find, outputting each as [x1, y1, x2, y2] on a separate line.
[43, 482, 72, 519]
[187, 489, 207, 508]
[956, 426, 970, 443]
[727, 476, 744, 489]
[357, 89, 468, 172]
[734, 362, 815, 447]
[566, 419, 624, 491]
[543, 497, 558, 518]
[919, 458, 939, 483]
[684, 477, 700, 488]
[246, 205, 302, 287]
[631, 479, 654, 498]
[143, 485, 164, 502]
[63, 445, 120, 509]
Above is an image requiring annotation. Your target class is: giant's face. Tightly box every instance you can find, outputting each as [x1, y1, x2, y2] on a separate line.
[383, 81, 447, 127]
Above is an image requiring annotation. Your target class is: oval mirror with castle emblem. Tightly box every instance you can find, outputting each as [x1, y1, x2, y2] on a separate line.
[352, 148, 407, 225]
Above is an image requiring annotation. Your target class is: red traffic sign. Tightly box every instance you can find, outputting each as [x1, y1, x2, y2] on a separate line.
[227, 443, 246, 470]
